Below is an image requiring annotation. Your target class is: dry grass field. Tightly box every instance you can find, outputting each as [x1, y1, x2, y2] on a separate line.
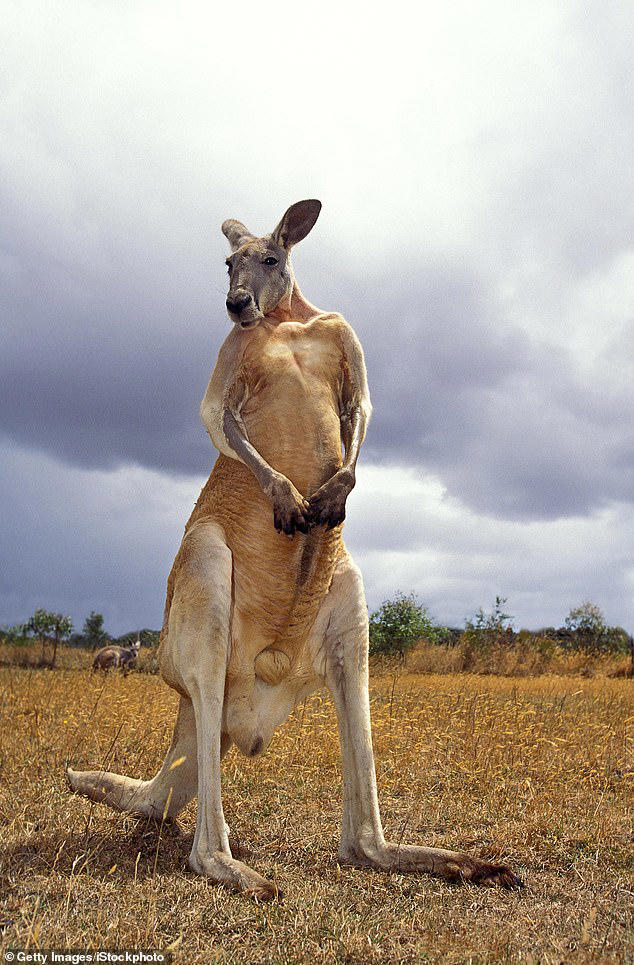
[0, 662, 632, 963]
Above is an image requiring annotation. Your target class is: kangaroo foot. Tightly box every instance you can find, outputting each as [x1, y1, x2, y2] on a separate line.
[341, 840, 523, 890]
[188, 849, 281, 900]
[66, 766, 171, 818]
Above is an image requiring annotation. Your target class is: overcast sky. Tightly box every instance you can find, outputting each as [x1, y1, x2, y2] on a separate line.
[1, 0, 632, 635]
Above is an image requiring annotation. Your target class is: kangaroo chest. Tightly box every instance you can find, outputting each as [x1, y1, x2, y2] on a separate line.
[243, 320, 342, 388]
[239, 322, 344, 492]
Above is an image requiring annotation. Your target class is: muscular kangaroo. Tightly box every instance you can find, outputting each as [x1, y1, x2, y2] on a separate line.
[68, 200, 522, 897]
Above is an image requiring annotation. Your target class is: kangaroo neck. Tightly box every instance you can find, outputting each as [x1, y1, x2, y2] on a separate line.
[266, 283, 322, 325]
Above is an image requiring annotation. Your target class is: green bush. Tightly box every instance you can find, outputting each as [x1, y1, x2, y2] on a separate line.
[564, 602, 630, 654]
[1, 625, 31, 646]
[82, 610, 109, 650]
[23, 608, 73, 667]
[463, 596, 514, 651]
[369, 592, 448, 657]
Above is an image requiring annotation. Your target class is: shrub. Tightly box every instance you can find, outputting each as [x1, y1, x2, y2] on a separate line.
[369, 592, 447, 657]
[114, 628, 160, 648]
[564, 602, 629, 655]
[464, 596, 514, 648]
[82, 611, 109, 650]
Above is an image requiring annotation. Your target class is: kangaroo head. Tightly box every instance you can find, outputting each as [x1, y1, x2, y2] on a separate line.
[221, 199, 321, 329]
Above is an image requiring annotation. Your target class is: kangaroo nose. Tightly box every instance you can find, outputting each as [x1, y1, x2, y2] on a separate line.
[226, 293, 252, 315]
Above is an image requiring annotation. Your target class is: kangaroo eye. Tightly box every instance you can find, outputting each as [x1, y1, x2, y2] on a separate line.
[263, 256, 278, 266]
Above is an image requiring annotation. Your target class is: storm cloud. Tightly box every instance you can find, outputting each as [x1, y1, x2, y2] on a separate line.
[1, 0, 632, 632]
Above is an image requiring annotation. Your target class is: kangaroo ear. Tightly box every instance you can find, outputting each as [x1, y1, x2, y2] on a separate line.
[222, 219, 254, 252]
[271, 199, 322, 249]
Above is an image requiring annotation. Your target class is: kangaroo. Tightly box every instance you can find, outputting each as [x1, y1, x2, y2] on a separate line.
[92, 638, 140, 672]
[68, 200, 521, 897]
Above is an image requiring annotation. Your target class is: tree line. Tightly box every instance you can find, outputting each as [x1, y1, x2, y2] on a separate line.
[368, 594, 632, 659]
[1, 609, 159, 668]
[2, 598, 631, 670]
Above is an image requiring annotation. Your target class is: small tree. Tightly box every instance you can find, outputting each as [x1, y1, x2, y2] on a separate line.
[1, 623, 30, 645]
[564, 602, 628, 654]
[83, 611, 109, 650]
[25, 608, 73, 667]
[464, 595, 514, 650]
[369, 592, 446, 658]
[565, 601, 605, 637]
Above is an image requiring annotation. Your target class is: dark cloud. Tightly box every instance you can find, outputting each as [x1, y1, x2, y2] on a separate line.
[2, 223, 632, 520]
[1, 443, 631, 635]
[0, 438, 199, 634]
[1, 0, 632, 633]
[344, 465, 633, 631]
[2, 1, 632, 523]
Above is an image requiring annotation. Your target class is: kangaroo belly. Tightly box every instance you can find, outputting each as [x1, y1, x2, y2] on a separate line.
[182, 456, 341, 756]
[188, 456, 343, 666]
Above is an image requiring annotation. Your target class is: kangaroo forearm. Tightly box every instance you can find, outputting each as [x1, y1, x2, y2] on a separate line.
[306, 403, 367, 529]
[223, 410, 310, 536]
[339, 406, 367, 486]
[222, 410, 278, 497]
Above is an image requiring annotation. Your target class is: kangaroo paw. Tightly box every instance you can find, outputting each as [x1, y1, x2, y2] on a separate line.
[189, 849, 282, 901]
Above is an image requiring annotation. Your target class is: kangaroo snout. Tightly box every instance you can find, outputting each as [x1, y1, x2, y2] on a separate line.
[226, 292, 253, 316]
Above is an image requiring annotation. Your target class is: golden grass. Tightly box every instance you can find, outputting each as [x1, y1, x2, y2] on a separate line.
[0, 666, 632, 962]
[379, 640, 632, 679]
[2, 638, 631, 680]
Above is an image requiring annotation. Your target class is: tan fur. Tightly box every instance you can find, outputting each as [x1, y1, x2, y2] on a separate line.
[92, 641, 139, 672]
[68, 201, 521, 898]
[160, 311, 354, 735]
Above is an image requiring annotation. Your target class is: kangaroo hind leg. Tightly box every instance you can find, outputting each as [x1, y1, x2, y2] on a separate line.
[164, 520, 279, 898]
[322, 553, 523, 889]
[69, 519, 277, 897]
[67, 694, 204, 819]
